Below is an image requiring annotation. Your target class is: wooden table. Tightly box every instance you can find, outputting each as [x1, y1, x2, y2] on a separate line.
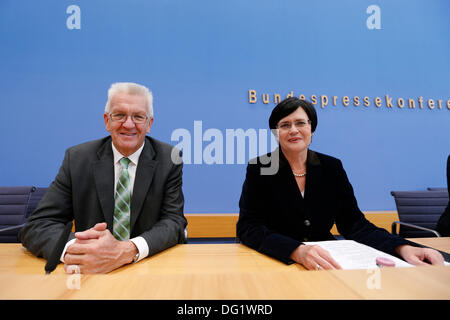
[0, 238, 449, 300]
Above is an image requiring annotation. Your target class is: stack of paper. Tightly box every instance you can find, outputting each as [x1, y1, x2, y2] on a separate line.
[303, 240, 413, 270]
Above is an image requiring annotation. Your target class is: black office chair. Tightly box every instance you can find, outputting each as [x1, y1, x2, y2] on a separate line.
[26, 187, 48, 217]
[427, 187, 447, 192]
[390, 190, 449, 238]
[0, 186, 35, 243]
[435, 155, 450, 236]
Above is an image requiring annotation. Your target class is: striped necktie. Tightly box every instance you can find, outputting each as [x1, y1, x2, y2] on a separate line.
[113, 157, 131, 241]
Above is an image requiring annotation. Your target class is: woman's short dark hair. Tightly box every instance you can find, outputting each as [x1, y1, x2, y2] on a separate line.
[269, 97, 318, 133]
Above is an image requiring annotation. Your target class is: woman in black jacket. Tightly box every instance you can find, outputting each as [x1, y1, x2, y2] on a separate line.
[237, 97, 444, 270]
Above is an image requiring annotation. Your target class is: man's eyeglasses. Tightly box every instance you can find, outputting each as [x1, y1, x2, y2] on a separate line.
[277, 120, 311, 131]
[108, 113, 149, 124]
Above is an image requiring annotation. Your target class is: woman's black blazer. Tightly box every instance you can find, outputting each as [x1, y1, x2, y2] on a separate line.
[237, 148, 411, 264]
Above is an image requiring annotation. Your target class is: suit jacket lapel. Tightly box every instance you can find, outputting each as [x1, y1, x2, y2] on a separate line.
[130, 138, 157, 232]
[304, 149, 322, 201]
[92, 140, 115, 230]
[276, 148, 305, 211]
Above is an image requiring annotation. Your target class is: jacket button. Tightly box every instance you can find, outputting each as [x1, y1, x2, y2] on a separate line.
[304, 220, 311, 227]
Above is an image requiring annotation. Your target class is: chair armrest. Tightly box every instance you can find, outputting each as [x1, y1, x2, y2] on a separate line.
[391, 221, 441, 237]
[0, 224, 25, 234]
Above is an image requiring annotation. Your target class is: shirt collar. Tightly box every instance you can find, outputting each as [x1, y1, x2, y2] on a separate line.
[111, 141, 145, 166]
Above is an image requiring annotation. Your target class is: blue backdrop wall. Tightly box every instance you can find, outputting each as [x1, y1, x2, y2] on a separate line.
[1, 0, 449, 212]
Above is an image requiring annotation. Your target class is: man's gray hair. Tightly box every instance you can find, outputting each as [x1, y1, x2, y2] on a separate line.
[104, 82, 154, 117]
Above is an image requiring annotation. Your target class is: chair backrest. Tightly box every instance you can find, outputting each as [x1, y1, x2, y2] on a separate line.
[390, 190, 449, 238]
[447, 155, 450, 192]
[26, 187, 48, 218]
[427, 187, 448, 192]
[0, 186, 34, 243]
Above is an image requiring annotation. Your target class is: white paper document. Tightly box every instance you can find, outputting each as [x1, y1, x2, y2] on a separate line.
[303, 240, 414, 270]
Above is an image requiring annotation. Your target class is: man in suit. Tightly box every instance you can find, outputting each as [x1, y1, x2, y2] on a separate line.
[19, 82, 187, 273]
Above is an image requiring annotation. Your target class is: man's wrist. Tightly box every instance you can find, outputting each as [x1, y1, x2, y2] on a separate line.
[122, 240, 139, 264]
[129, 236, 148, 263]
[60, 238, 77, 263]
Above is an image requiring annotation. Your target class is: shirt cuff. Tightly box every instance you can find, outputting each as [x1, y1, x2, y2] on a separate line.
[130, 236, 149, 263]
[60, 238, 76, 263]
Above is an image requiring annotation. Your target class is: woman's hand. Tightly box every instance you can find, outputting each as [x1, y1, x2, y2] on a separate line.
[395, 245, 444, 266]
[290, 244, 342, 270]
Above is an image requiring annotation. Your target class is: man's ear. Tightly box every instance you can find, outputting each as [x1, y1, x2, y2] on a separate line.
[104, 113, 111, 132]
[146, 116, 154, 134]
